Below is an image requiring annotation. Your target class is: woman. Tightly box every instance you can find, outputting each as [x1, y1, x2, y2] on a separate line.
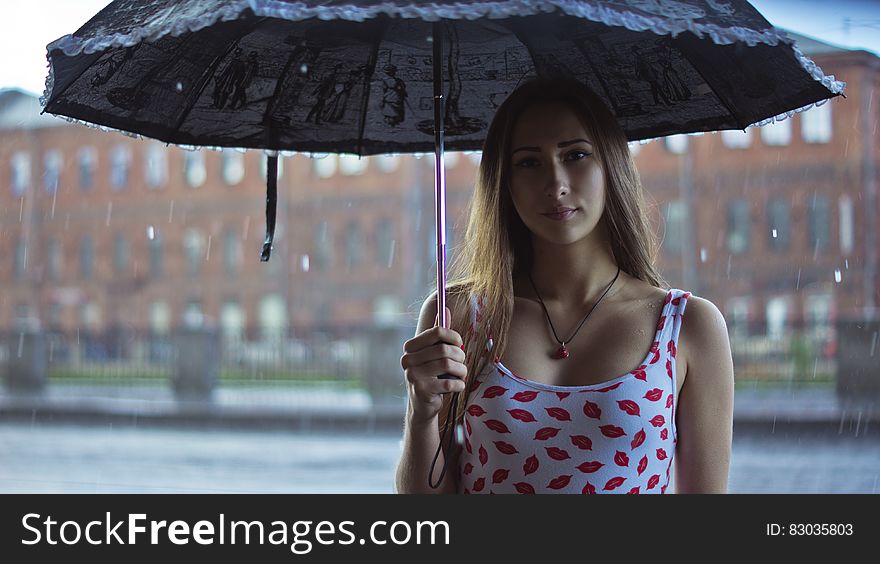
[395, 77, 734, 494]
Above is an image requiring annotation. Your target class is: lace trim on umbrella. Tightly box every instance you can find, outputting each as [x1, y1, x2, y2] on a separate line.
[41, 1, 845, 104]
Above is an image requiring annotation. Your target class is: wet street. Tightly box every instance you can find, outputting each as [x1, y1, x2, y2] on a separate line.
[0, 421, 877, 494]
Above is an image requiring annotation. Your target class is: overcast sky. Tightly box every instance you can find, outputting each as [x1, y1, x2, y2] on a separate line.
[1, 0, 878, 96]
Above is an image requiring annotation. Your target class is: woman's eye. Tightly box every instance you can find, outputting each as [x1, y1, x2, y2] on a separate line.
[566, 150, 591, 161]
[514, 157, 539, 168]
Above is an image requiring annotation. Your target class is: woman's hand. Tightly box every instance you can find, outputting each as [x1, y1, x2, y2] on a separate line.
[400, 307, 467, 424]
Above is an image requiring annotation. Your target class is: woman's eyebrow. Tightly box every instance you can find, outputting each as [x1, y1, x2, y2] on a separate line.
[511, 138, 593, 155]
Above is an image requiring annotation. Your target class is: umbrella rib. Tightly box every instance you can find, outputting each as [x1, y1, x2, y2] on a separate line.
[168, 17, 267, 142]
[355, 19, 387, 156]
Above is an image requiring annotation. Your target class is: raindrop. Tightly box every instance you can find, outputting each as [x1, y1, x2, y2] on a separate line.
[147, 225, 155, 240]
[699, 247, 707, 263]
[176, 82, 183, 92]
[300, 64, 308, 74]
[771, 228, 777, 238]
[243, 216, 250, 240]
[106, 202, 113, 226]
[845, 259, 849, 270]
[17, 333, 24, 358]
[19, 198, 24, 222]
[834, 268, 842, 283]
[796, 268, 801, 289]
[50, 189, 57, 219]
[387, 239, 396, 269]
[206, 235, 212, 261]
[301, 254, 310, 272]
[168, 200, 175, 223]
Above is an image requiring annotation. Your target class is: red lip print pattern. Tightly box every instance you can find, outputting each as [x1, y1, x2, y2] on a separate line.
[603, 477, 626, 491]
[548, 475, 573, 489]
[617, 400, 640, 416]
[630, 428, 646, 450]
[508, 408, 536, 422]
[577, 461, 604, 473]
[482, 386, 507, 399]
[495, 441, 519, 455]
[484, 419, 511, 433]
[458, 289, 688, 494]
[545, 447, 571, 461]
[534, 427, 561, 440]
[570, 435, 593, 450]
[583, 401, 602, 419]
[546, 407, 572, 421]
[512, 390, 539, 402]
[523, 455, 539, 475]
[600, 425, 626, 438]
[515, 482, 536, 494]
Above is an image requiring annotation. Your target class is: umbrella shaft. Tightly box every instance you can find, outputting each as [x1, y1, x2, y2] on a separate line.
[432, 21, 448, 329]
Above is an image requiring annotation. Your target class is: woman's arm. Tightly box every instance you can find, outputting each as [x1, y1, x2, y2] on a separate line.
[674, 296, 735, 494]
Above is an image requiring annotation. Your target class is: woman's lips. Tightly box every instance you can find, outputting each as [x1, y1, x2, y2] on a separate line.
[542, 209, 578, 220]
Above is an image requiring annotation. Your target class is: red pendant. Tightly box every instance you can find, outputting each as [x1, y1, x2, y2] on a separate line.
[553, 345, 569, 359]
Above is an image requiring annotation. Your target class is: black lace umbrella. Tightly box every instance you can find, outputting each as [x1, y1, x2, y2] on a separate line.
[41, 0, 844, 487]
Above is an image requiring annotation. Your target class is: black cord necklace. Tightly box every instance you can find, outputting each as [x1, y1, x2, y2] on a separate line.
[527, 266, 621, 360]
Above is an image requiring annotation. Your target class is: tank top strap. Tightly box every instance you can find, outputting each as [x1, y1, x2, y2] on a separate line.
[662, 289, 693, 356]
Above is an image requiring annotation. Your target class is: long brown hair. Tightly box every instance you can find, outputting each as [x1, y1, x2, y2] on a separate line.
[422, 77, 668, 429]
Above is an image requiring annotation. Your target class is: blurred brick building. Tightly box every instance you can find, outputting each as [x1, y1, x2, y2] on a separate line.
[1, 32, 877, 346]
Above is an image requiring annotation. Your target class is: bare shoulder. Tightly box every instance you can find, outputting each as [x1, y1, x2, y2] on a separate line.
[679, 294, 732, 377]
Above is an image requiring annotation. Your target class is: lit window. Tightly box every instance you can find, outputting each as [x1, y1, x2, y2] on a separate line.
[183, 228, 205, 274]
[150, 301, 171, 335]
[760, 118, 791, 146]
[767, 198, 791, 252]
[314, 154, 337, 178]
[807, 194, 830, 254]
[765, 297, 788, 339]
[184, 151, 206, 187]
[110, 145, 131, 190]
[182, 300, 204, 329]
[726, 199, 750, 254]
[10, 152, 31, 197]
[222, 149, 245, 185]
[726, 297, 750, 338]
[664, 134, 688, 154]
[78, 147, 97, 191]
[221, 300, 245, 342]
[259, 294, 287, 340]
[721, 129, 752, 149]
[801, 101, 832, 144]
[339, 154, 368, 175]
[145, 143, 168, 189]
[44, 150, 63, 194]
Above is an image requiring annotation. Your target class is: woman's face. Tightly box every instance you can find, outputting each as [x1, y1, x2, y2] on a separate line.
[507, 101, 607, 247]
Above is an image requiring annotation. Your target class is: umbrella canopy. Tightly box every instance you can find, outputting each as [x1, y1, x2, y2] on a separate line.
[43, 0, 844, 154]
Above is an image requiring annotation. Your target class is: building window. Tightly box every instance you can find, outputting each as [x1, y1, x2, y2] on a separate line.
[726, 297, 750, 338]
[375, 218, 394, 268]
[805, 293, 833, 341]
[44, 150, 62, 194]
[11, 152, 31, 197]
[150, 301, 171, 335]
[767, 198, 791, 252]
[80, 301, 101, 332]
[14, 238, 27, 280]
[182, 300, 204, 329]
[78, 147, 97, 191]
[114, 232, 129, 275]
[223, 228, 242, 275]
[808, 194, 830, 254]
[765, 296, 788, 339]
[110, 145, 131, 190]
[339, 154, 368, 175]
[345, 220, 362, 271]
[760, 118, 791, 146]
[726, 199, 750, 254]
[145, 143, 168, 189]
[220, 300, 245, 342]
[801, 101, 832, 144]
[184, 151, 206, 188]
[314, 221, 332, 272]
[313, 154, 337, 178]
[259, 294, 287, 340]
[80, 235, 94, 280]
[149, 229, 164, 278]
[375, 154, 400, 173]
[47, 238, 62, 282]
[839, 194, 854, 256]
[48, 302, 63, 328]
[221, 149, 245, 185]
[663, 134, 688, 154]
[662, 200, 687, 255]
[721, 129, 752, 149]
[183, 228, 205, 275]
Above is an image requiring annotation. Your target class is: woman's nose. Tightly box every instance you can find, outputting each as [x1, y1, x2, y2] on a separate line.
[545, 163, 569, 196]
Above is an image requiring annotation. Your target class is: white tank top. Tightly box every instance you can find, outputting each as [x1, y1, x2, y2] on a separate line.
[457, 288, 692, 494]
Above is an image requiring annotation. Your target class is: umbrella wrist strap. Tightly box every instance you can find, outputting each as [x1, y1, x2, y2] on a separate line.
[428, 392, 459, 489]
